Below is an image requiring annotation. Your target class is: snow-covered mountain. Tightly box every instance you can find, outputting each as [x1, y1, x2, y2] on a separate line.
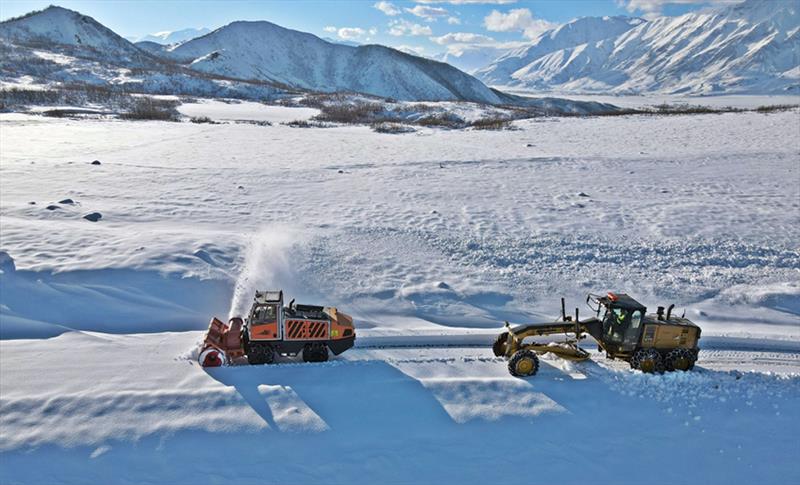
[164, 20, 503, 103]
[0, 5, 151, 65]
[0, 6, 286, 100]
[477, 0, 799, 94]
[476, 16, 645, 86]
[1, 6, 503, 104]
[138, 27, 210, 45]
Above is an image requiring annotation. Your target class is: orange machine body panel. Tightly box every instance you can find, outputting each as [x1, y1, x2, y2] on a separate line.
[249, 321, 280, 341]
[285, 319, 329, 340]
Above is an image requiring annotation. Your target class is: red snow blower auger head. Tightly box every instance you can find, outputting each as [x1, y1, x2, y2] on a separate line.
[199, 317, 245, 367]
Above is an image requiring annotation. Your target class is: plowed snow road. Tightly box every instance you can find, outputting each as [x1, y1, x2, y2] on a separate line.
[1, 331, 798, 485]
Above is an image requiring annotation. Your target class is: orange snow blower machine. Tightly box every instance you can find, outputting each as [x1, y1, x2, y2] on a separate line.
[199, 290, 356, 367]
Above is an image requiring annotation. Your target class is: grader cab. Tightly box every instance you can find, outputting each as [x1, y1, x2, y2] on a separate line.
[493, 292, 701, 377]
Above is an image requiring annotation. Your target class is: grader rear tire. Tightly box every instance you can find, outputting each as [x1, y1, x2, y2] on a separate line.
[508, 349, 539, 377]
[665, 348, 695, 371]
[632, 348, 664, 374]
[493, 332, 508, 357]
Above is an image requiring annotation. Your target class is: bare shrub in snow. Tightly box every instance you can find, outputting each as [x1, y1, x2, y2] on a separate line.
[755, 104, 799, 113]
[235, 119, 272, 126]
[469, 117, 514, 130]
[190, 116, 217, 124]
[315, 102, 383, 123]
[120, 97, 180, 121]
[416, 113, 465, 129]
[283, 119, 330, 128]
[371, 122, 416, 134]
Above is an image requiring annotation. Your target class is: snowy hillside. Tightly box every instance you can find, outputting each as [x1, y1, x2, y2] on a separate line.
[0, 6, 151, 65]
[165, 20, 504, 103]
[0, 7, 294, 101]
[476, 16, 645, 86]
[477, 0, 799, 95]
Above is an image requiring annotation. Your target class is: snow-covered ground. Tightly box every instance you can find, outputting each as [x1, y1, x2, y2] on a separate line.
[1, 103, 799, 483]
[1, 332, 798, 484]
[498, 92, 800, 110]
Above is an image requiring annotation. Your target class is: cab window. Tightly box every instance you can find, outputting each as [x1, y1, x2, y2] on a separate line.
[623, 310, 643, 346]
[253, 304, 277, 323]
[630, 310, 642, 329]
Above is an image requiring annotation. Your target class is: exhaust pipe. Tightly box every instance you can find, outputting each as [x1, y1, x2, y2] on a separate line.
[666, 304, 675, 321]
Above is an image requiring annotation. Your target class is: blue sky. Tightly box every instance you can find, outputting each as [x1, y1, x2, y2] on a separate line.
[0, 0, 737, 56]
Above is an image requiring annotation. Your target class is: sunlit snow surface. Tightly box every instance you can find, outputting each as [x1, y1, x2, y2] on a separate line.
[0, 103, 799, 484]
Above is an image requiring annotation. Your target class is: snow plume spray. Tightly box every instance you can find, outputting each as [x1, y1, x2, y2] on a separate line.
[229, 227, 297, 318]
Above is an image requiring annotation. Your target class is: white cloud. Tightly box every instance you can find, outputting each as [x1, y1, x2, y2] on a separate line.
[338, 27, 366, 39]
[619, 0, 741, 18]
[369, 27, 378, 36]
[323, 26, 337, 33]
[484, 8, 555, 39]
[430, 32, 497, 45]
[374, 1, 402, 16]
[415, 0, 516, 4]
[405, 5, 449, 21]
[388, 19, 433, 36]
[447, 16, 461, 25]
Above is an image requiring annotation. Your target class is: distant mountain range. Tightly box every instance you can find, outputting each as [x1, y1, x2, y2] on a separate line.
[0, 6, 503, 104]
[475, 0, 799, 95]
[1, 1, 796, 106]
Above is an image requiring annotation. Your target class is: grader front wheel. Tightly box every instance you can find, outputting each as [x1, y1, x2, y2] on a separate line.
[508, 349, 540, 377]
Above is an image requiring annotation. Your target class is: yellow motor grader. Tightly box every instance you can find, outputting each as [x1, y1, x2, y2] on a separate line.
[493, 292, 701, 377]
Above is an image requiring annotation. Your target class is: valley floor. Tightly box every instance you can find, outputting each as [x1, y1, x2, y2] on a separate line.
[0, 102, 799, 484]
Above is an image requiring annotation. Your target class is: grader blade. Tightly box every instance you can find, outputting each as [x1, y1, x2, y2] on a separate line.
[539, 342, 591, 361]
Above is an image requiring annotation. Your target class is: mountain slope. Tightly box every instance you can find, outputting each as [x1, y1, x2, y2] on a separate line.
[0, 6, 149, 64]
[165, 20, 503, 103]
[475, 16, 645, 86]
[0, 6, 286, 101]
[476, 0, 799, 95]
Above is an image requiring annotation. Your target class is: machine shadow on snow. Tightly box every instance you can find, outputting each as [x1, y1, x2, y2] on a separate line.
[205, 360, 455, 433]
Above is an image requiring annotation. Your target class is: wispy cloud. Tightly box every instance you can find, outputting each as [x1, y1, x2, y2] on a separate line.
[374, 1, 402, 16]
[388, 19, 433, 36]
[447, 16, 461, 25]
[484, 8, 555, 39]
[405, 5, 449, 21]
[337, 27, 366, 39]
[325, 26, 373, 40]
[619, 0, 741, 18]
[415, 0, 516, 4]
[430, 32, 496, 45]
[429, 31, 526, 60]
